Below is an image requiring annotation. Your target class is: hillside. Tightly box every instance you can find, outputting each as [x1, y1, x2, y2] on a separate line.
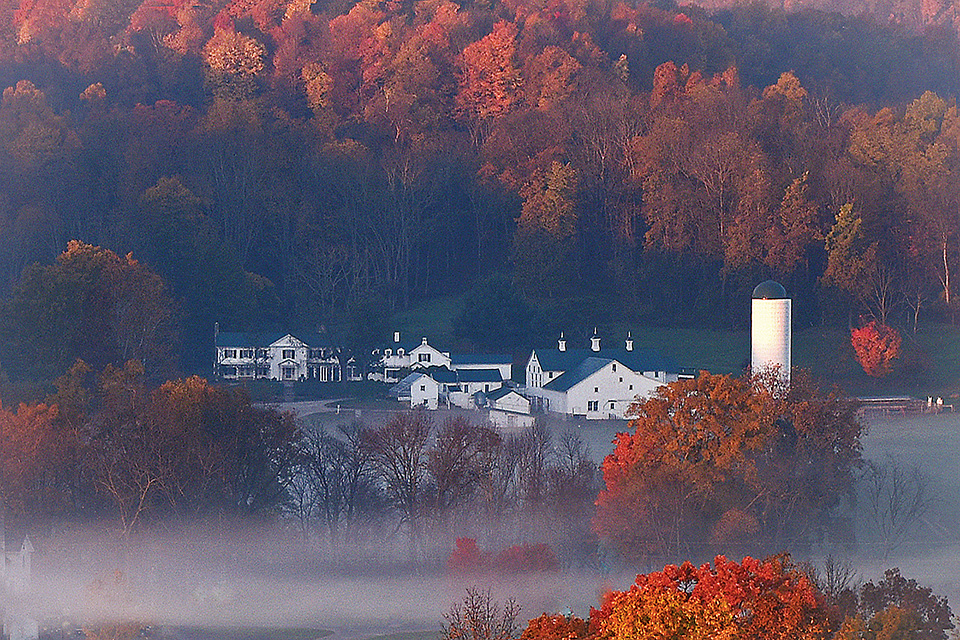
[0, 0, 958, 388]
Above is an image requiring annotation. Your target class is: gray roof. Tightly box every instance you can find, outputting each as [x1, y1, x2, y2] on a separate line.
[752, 280, 787, 299]
[420, 367, 501, 384]
[390, 372, 429, 398]
[486, 386, 523, 401]
[456, 368, 503, 383]
[543, 357, 610, 392]
[534, 347, 680, 374]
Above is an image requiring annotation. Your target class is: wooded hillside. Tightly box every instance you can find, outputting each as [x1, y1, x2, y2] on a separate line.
[0, 0, 958, 380]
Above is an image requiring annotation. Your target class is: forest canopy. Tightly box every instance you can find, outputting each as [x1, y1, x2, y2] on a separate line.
[0, 0, 957, 379]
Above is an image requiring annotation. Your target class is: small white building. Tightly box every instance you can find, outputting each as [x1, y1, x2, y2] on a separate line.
[485, 387, 535, 430]
[390, 365, 506, 410]
[525, 331, 682, 420]
[2, 514, 38, 640]
[391, 372, 441, 409]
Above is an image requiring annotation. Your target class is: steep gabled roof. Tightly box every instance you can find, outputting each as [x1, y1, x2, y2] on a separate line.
[391, 372, 431, 398]
[533, 347, 680, 375]
[543, 357, 610, 392]
[486, 385, 523, 401]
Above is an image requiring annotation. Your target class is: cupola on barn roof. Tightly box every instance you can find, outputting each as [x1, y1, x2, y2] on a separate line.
[752, 280, 787, 299]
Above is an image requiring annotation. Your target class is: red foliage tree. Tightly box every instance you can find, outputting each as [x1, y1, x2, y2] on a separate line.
[448, 537, 483, 573]
[850, 320, 902, 378]
[447, 539, 559, 574]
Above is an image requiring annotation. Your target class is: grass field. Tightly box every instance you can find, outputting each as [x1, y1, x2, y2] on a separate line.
[391, 295, 960, 400]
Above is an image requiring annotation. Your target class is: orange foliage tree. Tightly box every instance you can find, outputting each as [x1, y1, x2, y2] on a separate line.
[850, 320, 902, 378]
[0, 400, 61, 523]
[592, 555, 830, 640]
[520, 614, 592, 640]
[593, 371, 862, 560]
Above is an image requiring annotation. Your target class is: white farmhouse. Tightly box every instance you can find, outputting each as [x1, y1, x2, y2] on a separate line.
[525, 331, 682, 420]
[373, 333, 512, 384]
[375, 334, 452, 382]
[215, 330, 357, 382]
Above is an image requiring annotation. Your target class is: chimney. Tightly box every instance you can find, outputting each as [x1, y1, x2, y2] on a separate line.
[591, 328, 601, 352]
[558, 332, 566, 352]
[625, 331, 634, 352]
[394, 331, 401, 343]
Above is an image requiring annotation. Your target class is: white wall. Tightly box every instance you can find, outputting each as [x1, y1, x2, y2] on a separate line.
[410, 376, 439, 409]
[565, 362, 663, 419]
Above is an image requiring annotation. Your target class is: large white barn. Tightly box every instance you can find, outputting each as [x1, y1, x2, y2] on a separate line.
[525, 331, 682, 420]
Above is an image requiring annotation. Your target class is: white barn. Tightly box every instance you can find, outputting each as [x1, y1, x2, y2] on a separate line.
[525, 332, 682, 420]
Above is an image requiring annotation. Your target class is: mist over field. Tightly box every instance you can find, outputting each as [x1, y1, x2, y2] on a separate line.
[2, 406, 955, 637]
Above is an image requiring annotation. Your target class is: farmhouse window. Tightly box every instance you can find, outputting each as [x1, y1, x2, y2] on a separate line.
[240, 349, 253, 358]
[282, 349, 295, 359]
[223, 349, 237, 358]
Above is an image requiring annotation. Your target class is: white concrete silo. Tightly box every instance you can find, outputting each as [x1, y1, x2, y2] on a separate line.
[751, 280, 791, 387]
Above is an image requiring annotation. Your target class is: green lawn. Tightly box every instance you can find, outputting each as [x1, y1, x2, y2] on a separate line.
[392, 296, 960, 399]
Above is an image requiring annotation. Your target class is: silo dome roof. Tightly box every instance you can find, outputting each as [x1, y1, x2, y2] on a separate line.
[752, 280, 787, 299]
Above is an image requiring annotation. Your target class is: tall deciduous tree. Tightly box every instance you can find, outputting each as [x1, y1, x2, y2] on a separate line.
[1, 241, 179, 384]
[456, 20, 523, 145]
[513, 161, 580, 299]
[593, 371, 861, 559]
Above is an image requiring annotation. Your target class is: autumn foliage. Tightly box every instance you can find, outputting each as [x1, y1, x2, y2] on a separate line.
[594, 371, 862, 559]
[447, 538, 559, 574]
[850, 320, 902, 378]
[520, 614, 592, 640]
[591, 556, 830, 640]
